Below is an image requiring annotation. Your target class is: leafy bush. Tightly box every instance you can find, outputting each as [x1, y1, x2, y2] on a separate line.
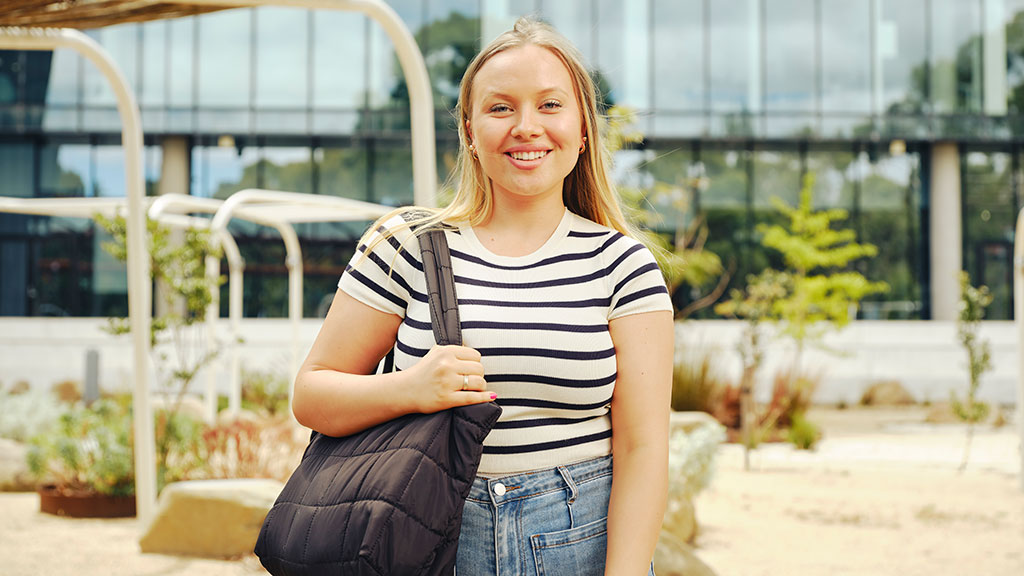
[241, 369, 291, 416]
[26, 398, 134, 496]
[0, 386, 67, 443]
[786, 412, 821, 450]
[671, 345, 728, 414]
[668, 419, 727, 498]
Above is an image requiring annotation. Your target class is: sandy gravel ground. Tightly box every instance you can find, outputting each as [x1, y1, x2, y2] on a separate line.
[1, 406, 1021, 576]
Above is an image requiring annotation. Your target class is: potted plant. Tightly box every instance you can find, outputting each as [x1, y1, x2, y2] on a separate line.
[27, 397, 137, 517]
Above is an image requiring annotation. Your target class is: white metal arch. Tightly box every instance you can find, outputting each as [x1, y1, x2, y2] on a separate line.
[0, 0, 438, 525]
[1015, 207, 1024, 492]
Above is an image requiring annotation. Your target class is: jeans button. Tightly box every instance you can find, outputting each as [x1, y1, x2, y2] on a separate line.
[493, 482, 506, 496]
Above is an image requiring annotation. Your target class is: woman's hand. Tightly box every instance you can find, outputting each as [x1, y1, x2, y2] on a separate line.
[402, 345, 495, 413]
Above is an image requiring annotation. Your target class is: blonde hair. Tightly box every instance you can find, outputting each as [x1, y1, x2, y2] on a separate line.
[359, 16, 636, 256]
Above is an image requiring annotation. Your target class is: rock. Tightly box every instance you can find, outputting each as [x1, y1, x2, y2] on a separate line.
[140, 478, 283, 558]
[670, 411, 722, 435]
[859, 380, 915, 407]
[654, 532, 717, 576]
[0, 438, 35, 492]
[663, 496, 697, 544]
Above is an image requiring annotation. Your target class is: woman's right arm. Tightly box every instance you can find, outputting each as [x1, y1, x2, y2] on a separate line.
[292, 288, 493, 437]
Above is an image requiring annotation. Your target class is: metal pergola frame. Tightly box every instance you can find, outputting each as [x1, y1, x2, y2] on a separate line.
[0, 0, 437, 524]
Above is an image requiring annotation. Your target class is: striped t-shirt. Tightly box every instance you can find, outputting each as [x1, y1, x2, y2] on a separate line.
[339, 208, 673, 475]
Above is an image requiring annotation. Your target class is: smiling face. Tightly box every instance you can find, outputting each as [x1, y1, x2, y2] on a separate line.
[466, 44, 585, 207]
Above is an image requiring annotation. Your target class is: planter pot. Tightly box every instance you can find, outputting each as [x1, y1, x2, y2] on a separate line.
[38, 485, 136, 518]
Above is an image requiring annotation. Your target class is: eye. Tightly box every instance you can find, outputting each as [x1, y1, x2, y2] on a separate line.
[489, 103, 512, 113]
[541, 100, 562, 110]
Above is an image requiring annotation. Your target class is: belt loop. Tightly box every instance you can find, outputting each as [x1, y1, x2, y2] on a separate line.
[557, 465, 578, 504]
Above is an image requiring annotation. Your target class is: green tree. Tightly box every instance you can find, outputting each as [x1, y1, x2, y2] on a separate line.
[952, 270, 992, 472]
[759, 173, 889, 371]
[95, 214, 223, 489]
[605, 106, 727, 319]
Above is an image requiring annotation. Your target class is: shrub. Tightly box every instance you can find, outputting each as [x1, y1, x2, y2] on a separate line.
[786, 411, 821, 450]
[671, 345, 727, 414]
[0, 386, 67, 443]
[241, 369, 291, 416]
[668, 419, 727, 498]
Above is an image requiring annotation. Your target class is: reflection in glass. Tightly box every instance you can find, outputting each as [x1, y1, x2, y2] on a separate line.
[702, 147, 750, 291]
[1008, 0, 1024, 114]
[765, 0, 814, 115]
[372, 144, 413, 206]
[931, 0, 982, 114]
[653, 0, 703, 114]
[317, 145, 369, 201]
[45, 48, 81, 107]
[879, 0, 927, 114]
[168, 17, 194, 108]
[256, 8, 307, 108]
[961, 149, 1018, 319]
[262, 147, 313, 195]
[198, 10, 251, 108]
[544, 0, 594, 64]
[596, 0, 649, 110]
[806, 149, 857, 211]
[313, 11, 366, 109]
[821, 2, 870, 115]
[39, 143, 90, 197]
[141, 21, 166, 108]
[85, 24, 137, 107]
[192, 144, 261, 199]
[709, 0, 758, 113]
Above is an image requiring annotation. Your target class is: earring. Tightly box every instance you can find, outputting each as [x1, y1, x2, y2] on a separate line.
[468, 142, 479, 160]
[579, 136, 587, 154]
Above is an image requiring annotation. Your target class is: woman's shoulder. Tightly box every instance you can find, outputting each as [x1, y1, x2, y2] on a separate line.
[565, 211, 645, 251]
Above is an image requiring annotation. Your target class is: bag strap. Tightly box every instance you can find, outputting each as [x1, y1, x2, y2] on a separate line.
[380, 223, 460, 373]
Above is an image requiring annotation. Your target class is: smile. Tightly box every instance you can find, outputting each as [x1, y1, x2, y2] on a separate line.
[507, 150, 549, 161]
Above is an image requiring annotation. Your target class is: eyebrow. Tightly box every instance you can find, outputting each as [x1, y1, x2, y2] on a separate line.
[480, 87, 570, 101]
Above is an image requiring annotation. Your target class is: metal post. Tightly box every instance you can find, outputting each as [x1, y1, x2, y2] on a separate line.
[0, 27, 156, 525]
[1015, 207, 1024, 492]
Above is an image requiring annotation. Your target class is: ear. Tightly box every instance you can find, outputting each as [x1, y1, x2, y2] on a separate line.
[465, 119, 474, 142]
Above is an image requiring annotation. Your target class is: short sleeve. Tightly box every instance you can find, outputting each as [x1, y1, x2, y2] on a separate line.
[337, 214, 422, 318]
[607, 239, 673, 320]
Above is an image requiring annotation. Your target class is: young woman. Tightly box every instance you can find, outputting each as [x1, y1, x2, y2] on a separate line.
[292, 17, 673, 576]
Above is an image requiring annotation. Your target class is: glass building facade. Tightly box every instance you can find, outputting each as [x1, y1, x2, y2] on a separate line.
[1, 0, 1022, 319]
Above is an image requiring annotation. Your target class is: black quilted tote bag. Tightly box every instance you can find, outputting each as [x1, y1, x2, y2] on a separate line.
[255, 227, 502, 576]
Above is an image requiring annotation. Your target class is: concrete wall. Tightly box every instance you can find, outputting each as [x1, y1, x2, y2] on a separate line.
[0, 318, 1019, 406]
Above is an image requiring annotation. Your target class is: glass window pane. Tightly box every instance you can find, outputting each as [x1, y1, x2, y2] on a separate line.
[93, 145, 127, 198]
[596, 0, 650, 110]
[316, 145, 369, 201]
[765, 0, 814, 114]
[39, 143, 90, 197]
[84, 24, 138, 107]
[879, 0, 927, 113]
[806, 148, 857, 211]
[0, 143, 34, 198]
[962, 149, 1017, 320]
[543, 0, 594, 64]
[1007, 0, 1024, 114]
[45, 48, 81, 107]
[653, 0, 703, 112]
[262, 147, 312, 195]
[481, 0, 537, 44]
[192, 143, 260, 199]
[859, 149, 923, 316]
[256, 7, 308, 108]
[197, 10, 251, 108]
[821, 1, 871, 136]
[931, 0, 982, 114]
[313, 11, 366, 109]
[168, 17, 194, 108]
[141, 21, 166, 108]
[701, 147, 751, 303]
[372, 144, 414, 206]
[709, 0, 758, 113]
[423, 0, 479, 109]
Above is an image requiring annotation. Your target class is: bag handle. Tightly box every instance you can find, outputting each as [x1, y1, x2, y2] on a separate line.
[380, 222, 460, 373]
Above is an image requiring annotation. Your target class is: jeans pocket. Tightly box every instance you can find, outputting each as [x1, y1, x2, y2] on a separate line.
[530, 516, 607, 576]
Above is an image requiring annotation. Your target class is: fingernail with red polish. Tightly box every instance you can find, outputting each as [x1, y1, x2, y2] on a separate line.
[489, 393, 497, 400]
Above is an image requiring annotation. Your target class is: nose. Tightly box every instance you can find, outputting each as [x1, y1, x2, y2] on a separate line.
[511, 109, 542, 139]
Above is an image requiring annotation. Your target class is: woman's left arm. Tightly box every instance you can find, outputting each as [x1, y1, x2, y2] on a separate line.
[605, 309, 674, 576]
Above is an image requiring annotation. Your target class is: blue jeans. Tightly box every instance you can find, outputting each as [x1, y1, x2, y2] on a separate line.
[455, 455, 655, 576]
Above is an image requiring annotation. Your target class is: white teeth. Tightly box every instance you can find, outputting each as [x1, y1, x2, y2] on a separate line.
[509, 150, 549, 161]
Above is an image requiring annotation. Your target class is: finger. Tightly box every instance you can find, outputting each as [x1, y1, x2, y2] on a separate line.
[457, 374, 487, 392]
[448, 345, 482, 362]
[456, 391, 498, 406]
[455, 359, 486, 378]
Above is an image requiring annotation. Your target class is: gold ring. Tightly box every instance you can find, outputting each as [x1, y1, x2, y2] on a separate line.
[463, 375, 470, 390]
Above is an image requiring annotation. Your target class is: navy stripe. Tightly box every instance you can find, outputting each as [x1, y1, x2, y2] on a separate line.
[603, 242, 646, 279]
[495, 398, 610, 411]
[487, 373, 617, 388]
[613, 285, 670, 311]
[482, 429, 613, 454]
[403, 317, 432, 330]
[568, 230, 612, 238]
[448, 233, 624, 271]
[363, 251, 419, 299]
[343, 268, 406, 310]
[612, 262, 662, 295]
[478, 347, 615, 360]
[493, 414, 605, 430]
[462, 321, 607, 333]
[396, 339, 430, 358]
[459, 297, 611, 309]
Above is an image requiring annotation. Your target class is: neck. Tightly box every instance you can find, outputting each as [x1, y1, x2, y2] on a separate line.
[474, 189, 566, 257]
